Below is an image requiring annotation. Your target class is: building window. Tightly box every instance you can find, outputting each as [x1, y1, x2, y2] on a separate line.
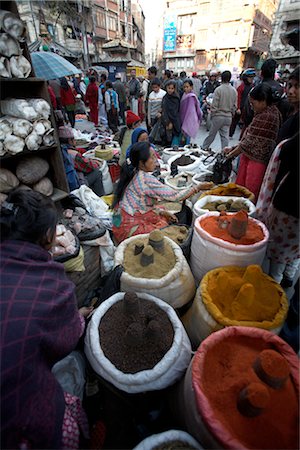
[108, 16, 117, 31]
[96, 11, 106, 28]
[199, 2, 210, 15]
[177, 14, 195, 35]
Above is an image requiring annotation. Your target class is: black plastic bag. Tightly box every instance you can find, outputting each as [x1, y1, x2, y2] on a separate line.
[82, 265, 124, 309]
[174, 201, 192, 226]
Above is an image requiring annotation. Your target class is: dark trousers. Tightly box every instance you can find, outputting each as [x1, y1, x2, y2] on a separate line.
[66, 110, 75, 127]
[107, 109, 119, 133]
[229, 112, 241, 137]
[119, 102, 126, 124]
[85, 170, 104, 197]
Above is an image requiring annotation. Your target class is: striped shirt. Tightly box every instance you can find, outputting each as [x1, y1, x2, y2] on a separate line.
[120, 170, 195, 216]
[148, 89, 166, 122]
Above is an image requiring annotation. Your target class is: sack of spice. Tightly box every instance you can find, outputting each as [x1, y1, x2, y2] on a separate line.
[84, 292, 192, 393]
[160, 224, 193, 260]
[190, 212, 269, 284]
[193, 195, 256, 220]
[133, 430, 203, 450]
[114, 232, 196, 308]
[172, 326, 299, 450]
[199, 182, 255, 202]
[182, 265, 289, 348]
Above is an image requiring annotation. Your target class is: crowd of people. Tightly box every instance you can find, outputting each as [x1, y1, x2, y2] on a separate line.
[1, 56, 299, 449]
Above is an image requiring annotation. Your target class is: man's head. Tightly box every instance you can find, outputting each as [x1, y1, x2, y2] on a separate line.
[163, 69, 171, 80]
[115, 73, 122, 80]
[89, 76, 96, 83]
[130, 69, 136, 78]
[151, 77, 161, 93]
[192, 72, 197, 78]
[148, 66, 157, 81]
[106, 80, 113, 89]
[209, 70, 217, 81]
[100, 73, 107, 82]
[221, 70, 231, 83]
[180, 71, 187, 79]
[261, 59, 277, 80]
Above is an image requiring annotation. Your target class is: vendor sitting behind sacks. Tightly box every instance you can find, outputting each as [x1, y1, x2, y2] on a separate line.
[112, 141, 205, 243]
[58, 125, 104, 197]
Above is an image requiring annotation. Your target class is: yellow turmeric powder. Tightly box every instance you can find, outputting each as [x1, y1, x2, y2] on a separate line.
[206, 265, 282, 322]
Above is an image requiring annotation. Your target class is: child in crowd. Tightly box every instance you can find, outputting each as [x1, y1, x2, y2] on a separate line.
[138, 92, 145, 122]
[147, 78, 166, 129]
[116, 110, 141, 166]
[161, 80, 181, 146]
[105, 80, 119, 133]
[179, 79, 202, 145]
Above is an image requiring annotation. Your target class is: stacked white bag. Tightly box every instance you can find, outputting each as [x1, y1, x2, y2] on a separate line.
[0, 98, 54, 156]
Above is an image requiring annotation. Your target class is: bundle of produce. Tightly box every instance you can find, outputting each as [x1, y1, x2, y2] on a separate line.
[133, 430, 203, 450]
[3, 134, 25, 154]
[199, 182, 255, 202]
[0, 167, 19, 192]
[0, 98, 50, 121]
[0, 56, 11, 77]
[62, 206, 106, 241]
[9, 55, 31, 78]
[183, 265, 289, 347]
[173, 326, 299, 449]
[32, 177, 53, 196]
[85, 292, 192, 393]
[114, 231, 195, 308]
[190, 211, 269, 283]
[94, 143, 114, 161]
[0, 10, 26, 41]
[0, 32, 21, 57]
[16, 156, 49, 184]
[50, 224, 80, 262]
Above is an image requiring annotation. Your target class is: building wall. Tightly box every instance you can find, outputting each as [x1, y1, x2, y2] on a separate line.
[163, 0, 279, 74]
[269, 0, 300, 66]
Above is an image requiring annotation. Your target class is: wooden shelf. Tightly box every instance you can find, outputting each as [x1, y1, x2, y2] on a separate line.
[0, 145, 57, 161]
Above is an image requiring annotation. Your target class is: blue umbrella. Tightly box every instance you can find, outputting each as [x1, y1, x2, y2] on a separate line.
[31, 51, 81, 80]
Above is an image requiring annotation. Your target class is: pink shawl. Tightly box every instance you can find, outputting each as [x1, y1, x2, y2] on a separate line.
[180, 92, 202, 139]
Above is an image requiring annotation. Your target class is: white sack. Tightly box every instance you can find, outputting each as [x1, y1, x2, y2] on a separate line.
[133, 430, 203, 450]
[1, 98, 38, 121]
[4, 134, 25, 154]
[11, 118, 32, 138]
[10, 55, 31, 78]
[85, 292, 192, 393]
[52, 351, 86, 401]
[114, 234, 196, 308]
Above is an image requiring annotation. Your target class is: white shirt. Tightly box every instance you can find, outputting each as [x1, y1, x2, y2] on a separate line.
[148, 89, 166, 121]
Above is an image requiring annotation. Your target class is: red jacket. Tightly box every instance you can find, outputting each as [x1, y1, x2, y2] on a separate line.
[48, 86, 57, 109]
[60, 86, 75, 106]
[85, 82, 98, 106]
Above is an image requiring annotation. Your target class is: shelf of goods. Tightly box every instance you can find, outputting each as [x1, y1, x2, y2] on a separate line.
[0, 1, 69, 202]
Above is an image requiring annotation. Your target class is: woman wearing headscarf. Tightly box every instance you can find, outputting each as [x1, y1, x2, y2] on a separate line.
[179, 78, 202, 145]
[85, 76, 99, 126]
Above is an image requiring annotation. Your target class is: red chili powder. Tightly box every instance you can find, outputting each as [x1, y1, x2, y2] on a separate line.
[200, 336, 299, 449]
[201, 213, 264, 245]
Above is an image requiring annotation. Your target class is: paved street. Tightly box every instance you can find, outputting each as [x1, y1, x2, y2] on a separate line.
[193, 120, 240, 151]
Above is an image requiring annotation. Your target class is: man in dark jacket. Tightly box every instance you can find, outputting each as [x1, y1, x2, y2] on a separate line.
[113, 73, 127, 124]
[128, 70, 140, 115]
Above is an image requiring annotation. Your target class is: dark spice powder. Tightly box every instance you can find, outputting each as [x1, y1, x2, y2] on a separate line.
[99, 298, 174, 374]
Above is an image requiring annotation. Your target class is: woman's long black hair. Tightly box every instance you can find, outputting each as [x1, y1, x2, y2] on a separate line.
[112, 141, 151, 208]
[60, 77, 70, 91]
[249, 83, 275, 105]
[1, 189, 58, 246]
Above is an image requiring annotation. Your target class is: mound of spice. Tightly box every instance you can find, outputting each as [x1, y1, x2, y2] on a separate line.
[205, 265, 283, 322]
[99, 292, 174, 373]
[161, 225, 189, 245]
[200, 335, 299, 449]
[200, 211, 264, 245]
[123, 232, 176, 279]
